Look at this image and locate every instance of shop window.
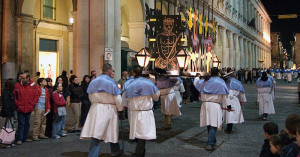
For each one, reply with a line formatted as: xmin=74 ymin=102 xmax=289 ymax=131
xmin=43 ymin=0 xmax=56 ymax=19
xmin=40 ymin=39 xmax=57 ymax=52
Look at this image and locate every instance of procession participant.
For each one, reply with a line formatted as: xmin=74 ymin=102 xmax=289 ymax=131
xmin=194 ymin=67 xmax=229 ymax=151
xmin=173 ymin=77 xmax=185 ymax=107
xmin=267 ymin=70 xmax=276 ymax=101
xmin=294 ymin=68 xmax=299 ymax=79
xmin=275 ymin=69 xmax=281 ymax=80
xmin=80 ymin=63 xmax=123 ymax=157
xmin=122 ymin=66 xmax=160 ymax=157
xmin=270 ymin=69 xmax=275 ymax=77
xmin=287 ymin=69 xmax=292 ymax=83
xmin=155 ymin=69 xmax=180 ymax=130
xmin=256 ymin=72 xmax=275 ymax=121
xmin=223 ymin=72 xmax=247 ymax=134
xmin=283 ymin=69 xmax=288 ymax=82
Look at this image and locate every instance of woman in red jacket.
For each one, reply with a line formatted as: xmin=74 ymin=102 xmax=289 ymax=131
xmin=52 ymin=83 xmax=67 ymax=139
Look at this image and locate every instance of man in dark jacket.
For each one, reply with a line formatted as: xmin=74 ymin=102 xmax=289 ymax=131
xmin=14 ymin=73 xmax=39 ymax=145
xmin=68 ymin=75 xmax=83 ymax=133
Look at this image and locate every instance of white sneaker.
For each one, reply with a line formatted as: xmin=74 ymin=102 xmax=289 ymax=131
xmin=54 ymin=135 xmax=61 ymax=139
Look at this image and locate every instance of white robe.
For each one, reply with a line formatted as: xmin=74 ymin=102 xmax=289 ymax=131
xmin=160 ymin=88 xmax=181 ymax=116
xmin=276 ymin=73 xmax=281 ymax=79
xmin=294 ymin=72 xmax=299 ymax=79
xmin=287 ymin=73 xmax=292 ymax=82
xmin=200 ymin=94 xmax=229 ymax=129
xmin=80 ymin=92 xmax=123 ymax=143
xmin=122 ymin=91 xmax=160 ymax=140
xmin=257 ymin=87 xmax=275 ymax=115
xmin=223 ymin=89 xmax=247 ymax=124
xmin=173 ymin=81 xmax=185 ymax=107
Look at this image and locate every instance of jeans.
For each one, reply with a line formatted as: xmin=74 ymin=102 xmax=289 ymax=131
xmin=52 ymin=113 xmax=65 ymax=137
xmin=88 ymin=138 xmax=120 ymax=157
xmin=135 ymin=139 xmax=146 ymax=157
xmin=207 ymin=126 xmax=217 ymax=146
xmin=17 ymin=112 xmax=31 ymax=141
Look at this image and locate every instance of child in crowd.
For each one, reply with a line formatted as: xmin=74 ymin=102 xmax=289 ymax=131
xmin=32 ymin=78 xmax=51 ymax=141
xmin=260 ymin=122 xmax=279 ymax=157
xmin=281 ymin=114 xmax=300 ymax=157
xmin=296 ymin=126 xmax=300 ymax=157
xmin=52 ymin=83 xmax=67 ymax=139
xmin=269 ymin=135 xmax=283 ymax=157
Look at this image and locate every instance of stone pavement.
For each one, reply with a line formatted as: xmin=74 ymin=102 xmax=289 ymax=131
xmin=0 ymin=79 xmax=299 ymax=157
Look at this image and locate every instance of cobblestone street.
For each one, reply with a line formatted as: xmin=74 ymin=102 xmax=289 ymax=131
xmin=0 ymin=79 xmax=299 ymax=157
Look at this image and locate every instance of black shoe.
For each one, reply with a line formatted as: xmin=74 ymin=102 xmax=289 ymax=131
xmin=205 ymin=145 xmax=213 ymax=151
xmin=68 ymin=130 xmax=77 ymax=133
xmin=224 ymin=130 xmax=232 ymax=134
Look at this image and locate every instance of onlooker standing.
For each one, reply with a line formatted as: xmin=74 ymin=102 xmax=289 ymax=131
xmin=52 ymin=83 xmax=67 ymax=139
xmin=281 ymin=114 xmax=300 ymax=157
xmin=80 ymin=75 xmax=91 ymax=126
xmin=32 ymin=72 xmax=41 ymax=83
xmin=259 ymin=122 xmax=279 ymax=157
xmin=45 ymin=78 xmax=54 ymax=137
xmin=90 ymin=70 xmax=97 ymax=77
xmin=60 ymin=70 xmax=69 ymax=92
xmin=68 ymin=75 xmax=83 ymax=133
xmin=14 ymin=73 xmax=39 ymax=145
xmin=118 ymin=71 xmax=128 ymax=89
xmin=32 ymin=78 xmax=51 ymax=141
xmin=0 ymin=79 xmax=16 ymax=122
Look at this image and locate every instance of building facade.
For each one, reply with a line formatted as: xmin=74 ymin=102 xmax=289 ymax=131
xmin=0 ymin=0 xmax=271 ymax=87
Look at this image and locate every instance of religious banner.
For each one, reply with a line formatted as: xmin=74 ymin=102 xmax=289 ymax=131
xmin=155 ymin=15 xmax=182 ymax=72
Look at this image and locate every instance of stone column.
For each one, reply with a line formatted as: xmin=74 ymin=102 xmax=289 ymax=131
xmin=2 ymin=0 xmax=17 ymax=79
xmin=244 ymin=40 xmax=248 ymax=68
xmin=128 ymin=22 xmax=145 ymax=52
xmin=20 ymin=15 xmax=34 ymax=73
xmin=249 ymin=42 xmax=252 ymax=69
xmin=113 ymin=0 xmax=121 ymax=80
xmin=89 ymin=0 xmax=106 ymax=78
xmin=228 ymin=31 xmax=234 ymax=68
xmin=220 ymin=27 xmax=227 ymax=68
xmin=239 ymin=37 xmax=244 ymax=68
xmin=214 ymin=25 xmax=219 ymax=58
xmin=234 ymin=34 xmax=240 ymax=70
xmin=75 ymin=0 xmax=89 ymax=79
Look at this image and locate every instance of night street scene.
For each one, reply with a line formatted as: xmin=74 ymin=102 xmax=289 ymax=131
xmin=0 ymin=0 xmax=300 ymax=157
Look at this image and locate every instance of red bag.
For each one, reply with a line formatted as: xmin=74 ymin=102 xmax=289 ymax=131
xmin=0 ymin=118 xmax=16 ymax=145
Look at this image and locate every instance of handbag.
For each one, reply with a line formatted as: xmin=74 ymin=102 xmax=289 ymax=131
xmin=0 ymin=117 xmax=16 ymax=145
xmin=57 ymin=107 xmax=66 ymax=116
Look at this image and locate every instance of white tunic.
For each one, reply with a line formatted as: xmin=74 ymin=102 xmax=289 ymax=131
xmin=122 ymin=91 xmax=160 ymax=140
xmin=173 ymin=81 xmax=185 ymax=107
xmin=160 ymin=88 xmax=181 ymax=116
xmin=257 ymin=87 xmax=275 ymax=115
xmin=276 ymin=73 xmax=281 ymax=79
xmin=223 ymin=89 xmax=247 ymax=124
xmin=200 ymin=94 xmax=229 ymax=129
xmin=287 ymin=73 xmax=292 ymax=82
xmin=80 ymin=92 xmax=123 ymax=143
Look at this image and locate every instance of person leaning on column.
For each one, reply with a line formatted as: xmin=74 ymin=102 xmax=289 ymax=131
xmin=122 ymin=66 xmax=160 ymax=157
xmin=194 ymin=67 xmax=230 ymax=151
xmin=80 ymin=63 xmax=123 ymax=157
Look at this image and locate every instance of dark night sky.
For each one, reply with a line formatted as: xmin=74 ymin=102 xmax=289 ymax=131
xmin=261 ymin=0 xmax=300 ymax=54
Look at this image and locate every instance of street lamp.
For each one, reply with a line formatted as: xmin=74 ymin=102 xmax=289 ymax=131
xmin=136 ymin=48 xmax=151 ymax=68
xmin=213 ymin=56 xmax=221 ymax=68
xmin=176 ymin=49 xmax=191 ymax=69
